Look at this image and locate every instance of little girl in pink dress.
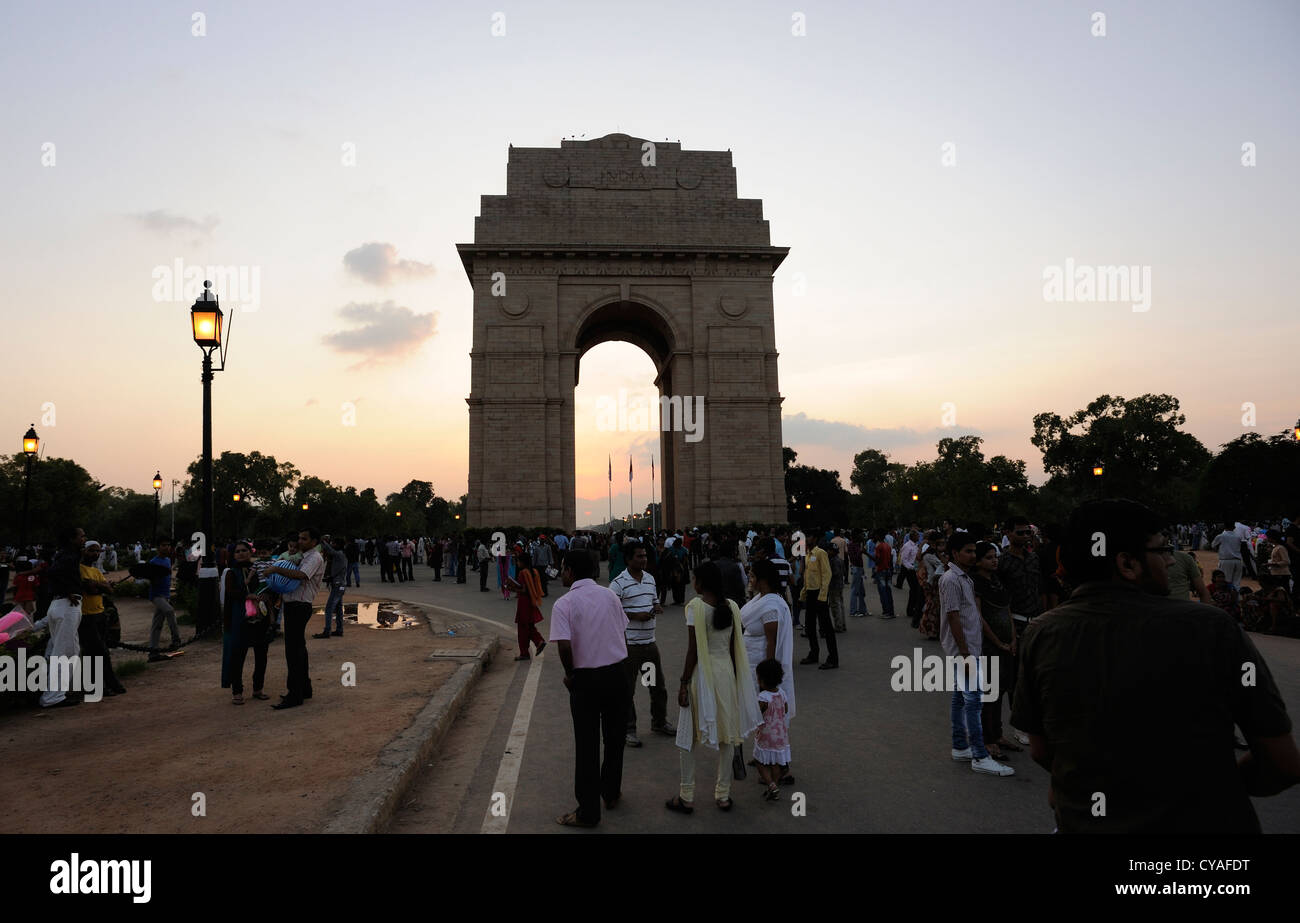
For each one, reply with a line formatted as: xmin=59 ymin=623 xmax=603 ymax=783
xmin=753 ymin=659 xmax=791 ymax=801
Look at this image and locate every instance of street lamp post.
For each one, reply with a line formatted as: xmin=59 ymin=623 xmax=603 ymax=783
xmin=232 ymin=492 xmax=242 ymax=540
xmin=191 ymin=280 xmax=229 ymax=634
xmin=19 ymin=425 xmax=39 ymax=550
xmin=152 ymin=471 xmax=163 ymax=546
xmin=170 ymin=479 xmax=179 ymax=540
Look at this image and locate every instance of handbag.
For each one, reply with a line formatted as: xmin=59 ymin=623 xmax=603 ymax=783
xmin=545 ymin=566 xmax=559 ymax=580
xmin=732 ymin=741 xmax=747 ymax=780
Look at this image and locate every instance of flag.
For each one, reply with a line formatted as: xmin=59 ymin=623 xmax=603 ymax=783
xmin=629 ymin=455 xmax=633 ymax=482
xmin=608 ymin=455 xmax=612 ymax=482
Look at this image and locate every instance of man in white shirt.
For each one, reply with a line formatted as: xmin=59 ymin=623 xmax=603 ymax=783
xmin=610 ymin=542 xmax=675 ymax=747
xmin=267 ymin=528 xmax=325 ymax=709
xmin=900 ymin=530 xmax=924 ymax=627
xmin=939 ymin=532 xmax=1013 ymax=777
xmin=1212 ymin=524 xmax=1245 ymax=588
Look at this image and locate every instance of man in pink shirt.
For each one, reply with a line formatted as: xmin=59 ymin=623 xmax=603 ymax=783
xmin=551 ymin=549 xmax=631 ymax=827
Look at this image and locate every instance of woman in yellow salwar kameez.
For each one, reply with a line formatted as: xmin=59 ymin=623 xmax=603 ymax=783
xmin=666 ymin=561 xmax=763 ymax=813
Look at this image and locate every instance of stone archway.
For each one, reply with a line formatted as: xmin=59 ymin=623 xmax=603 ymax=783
xmin=460 ymin=133 xmax=789 ymax=530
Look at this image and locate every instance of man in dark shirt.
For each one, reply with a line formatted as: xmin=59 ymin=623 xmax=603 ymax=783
xmin=1013 ymin=499 xmax=1300 ymax=833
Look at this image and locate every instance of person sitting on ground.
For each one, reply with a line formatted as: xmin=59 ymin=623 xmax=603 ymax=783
xmin=1207 ymin=569 xmax=1241 ymax=622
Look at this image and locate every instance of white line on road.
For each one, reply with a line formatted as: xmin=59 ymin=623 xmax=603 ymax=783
xmin=481 ymin=650 xmax=546 ymax=834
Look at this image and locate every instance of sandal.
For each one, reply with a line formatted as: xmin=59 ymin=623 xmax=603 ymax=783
xmin=555 ymin=811 xmax=598 ymax=828
xmin=665 ymin=796 xmax=694 ymax=814
xmin=232 ymin=694 xmax=244 ymax=705
xmin=997 ymin=737 xmax=1023 ymax=752
xmin=764 ymin=785 xmax=781 ymax=801
xmin=716 ymin=797 xmax=733 ymax=811
xmin=987 ymin=746 xmax=1005 ymax=760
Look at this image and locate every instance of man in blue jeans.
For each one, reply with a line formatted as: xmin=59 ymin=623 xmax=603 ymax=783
xmin=939 ymin=532 xmax=1013 ymax=776
xmin=314 ymin=536 xmax=348 ymax=639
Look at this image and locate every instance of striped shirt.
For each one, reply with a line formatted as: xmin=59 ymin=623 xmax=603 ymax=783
xmin=610 ymin=568 xmax=659 ymax=644
xmin=769 ymin=555 xmax=792 ymax=593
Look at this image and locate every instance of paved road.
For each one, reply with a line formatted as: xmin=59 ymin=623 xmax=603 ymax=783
xmin=353 ymin=562 xmax=1300 ymax=834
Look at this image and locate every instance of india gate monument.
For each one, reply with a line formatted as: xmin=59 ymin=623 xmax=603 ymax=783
xmin=460 ymin=133 xmax=788 ymax=530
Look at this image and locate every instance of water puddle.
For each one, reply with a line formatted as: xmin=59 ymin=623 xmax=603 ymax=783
xmin=312 ymin=601 xmax=422 ymax=630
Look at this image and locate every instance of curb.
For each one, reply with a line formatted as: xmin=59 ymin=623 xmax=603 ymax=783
xmin=323 ymin=623 xmax=498 ymax=834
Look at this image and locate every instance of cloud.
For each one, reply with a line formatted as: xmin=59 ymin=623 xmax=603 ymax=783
xmin=781 ymin=412 xmax=982 ymax=454
xmin=129 ymin=210 xmax=219 ymax=242
xmin=321 ymin=301 xmax=437 ymax=366
xmin=304 ymin=398 xmax=319 ymax=407
xmin=343 ymin=242 xmax=435 ymax=286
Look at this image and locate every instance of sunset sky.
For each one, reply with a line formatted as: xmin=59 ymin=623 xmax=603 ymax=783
xmin=3 ymin=0 xmax=1297 ymax=526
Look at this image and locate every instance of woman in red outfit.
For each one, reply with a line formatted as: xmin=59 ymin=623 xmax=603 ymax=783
xmin=504 ymin=544 xmax=546 ymax=661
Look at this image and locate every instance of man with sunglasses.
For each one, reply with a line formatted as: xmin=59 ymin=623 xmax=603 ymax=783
xmin=1013 ymin=499 xmax=1300 ymax=833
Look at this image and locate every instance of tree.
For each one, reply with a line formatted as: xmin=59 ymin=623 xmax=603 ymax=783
xmin=1198 ymin=431 xmax=1300 ymax=521
xmin=1031 ymin=394 xmax=1210 ymax=519
xmin=0 ymin=454 xmax=104 ymax=545
xmin=785 ymin=464 xmax=849 ymax=527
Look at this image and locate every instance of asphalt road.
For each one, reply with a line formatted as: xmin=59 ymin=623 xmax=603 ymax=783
xmin=358 ymin=561 xmax=1300 ymax=834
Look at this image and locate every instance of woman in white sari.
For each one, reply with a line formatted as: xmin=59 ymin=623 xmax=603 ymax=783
xmin=666 ymin=561 xmax=763 ymax=814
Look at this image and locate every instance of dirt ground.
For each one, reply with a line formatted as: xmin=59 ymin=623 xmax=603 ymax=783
xmin=1 ymin=583 xmax=482 ymax=834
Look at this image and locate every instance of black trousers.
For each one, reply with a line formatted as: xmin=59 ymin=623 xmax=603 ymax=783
xmin=282 ymin=601 xmax=312 ymax=700
xmin=457 ymin=558 xmax=467 ymax=584
xmin=432 ymin=560 xmax=441 ymax=581
xmin=804 ymin=597 xmax=838 ymax=664
xmin=379 ymin=554 xmax=391 ymax=582
xmin=624 ymin=642 xmax=668 ymax=732
xmin=479 ymin=560 xmax=490 ymax=590
xmin=232 ymin=619 xmax=269 ymax=695
xmin=904 ymin=567 xmax=923 ymax=625
xmin=77 ymin=612 xmax=123 ymax=692
xmin=569 ymin=661 xmax=630 ymax=825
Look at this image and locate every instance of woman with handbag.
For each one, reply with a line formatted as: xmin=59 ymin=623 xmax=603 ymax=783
xmin=221 ymin=542 xmax=272 ymax=704
xmin=504 ymin=544 xmax=547 ymax=661
xmin=666 ymin=562 xmax=763 ymax=814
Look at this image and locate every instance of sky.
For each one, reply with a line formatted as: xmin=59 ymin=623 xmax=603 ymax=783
xmin=3 ymin=0 xmax=1297 ymax=527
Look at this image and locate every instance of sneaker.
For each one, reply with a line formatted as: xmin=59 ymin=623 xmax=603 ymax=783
xmin=652 ymin=721 xmax=676 ymax=735
xmin=971 ymin=756 xmax=1015 ymax=776
xmin=880 ymin=614 xmax=896 ymax=620
xmin=624 ymin=734 xmax=643 ymax=748
xmin=951 ymin=747 xmax=973 ymax=761
xmin=1014 ymin=730 xmax=1030 ymax=746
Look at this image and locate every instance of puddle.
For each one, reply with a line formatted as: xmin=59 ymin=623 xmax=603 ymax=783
xmin=312 ymin=601 xmax=422 ymax=630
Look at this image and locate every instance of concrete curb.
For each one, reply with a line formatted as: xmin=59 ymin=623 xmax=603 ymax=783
xmin=323 ymin=617 xmax=498 ymax=834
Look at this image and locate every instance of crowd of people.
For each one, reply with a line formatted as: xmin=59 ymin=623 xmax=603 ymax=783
xmin=6 ymin=504 xmax=1300 ymax=833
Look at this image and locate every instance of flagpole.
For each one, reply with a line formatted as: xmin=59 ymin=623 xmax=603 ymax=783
xmin=608 ymin=454 xmax=613 ymax=536
xmin=629 ymin=454 xmax=634 ymax=529
xmin=650 ymin=453 xmax=656 ymax=535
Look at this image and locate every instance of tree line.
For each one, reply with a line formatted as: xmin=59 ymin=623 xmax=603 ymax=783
xmin=0 ymin=449 xmax=466 ymax=546
xmin=785 ymin=393 xmax=1298 ymax=529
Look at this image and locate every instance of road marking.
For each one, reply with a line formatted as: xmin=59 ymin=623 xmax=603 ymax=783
xmin=481 ymin=651 xmax=545 ymax=834
xmin=419 ymin=603 xmax=516 ymax=635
